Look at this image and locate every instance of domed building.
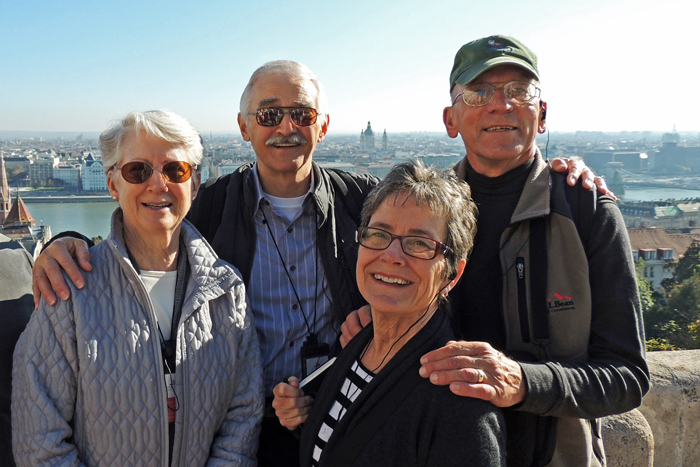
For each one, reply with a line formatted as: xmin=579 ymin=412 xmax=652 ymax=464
xmin=360 ymin=121 xmax=376 ymax=150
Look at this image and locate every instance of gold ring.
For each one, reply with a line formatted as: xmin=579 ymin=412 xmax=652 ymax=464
xmin=477 ymin=369 xmax=485 ymax=383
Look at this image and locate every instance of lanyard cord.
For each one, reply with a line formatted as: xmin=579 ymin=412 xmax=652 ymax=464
xmin=126 ymin=238 xmax=189 ymax=368
xmin=260 ymin=200 xmax=319 ymax=337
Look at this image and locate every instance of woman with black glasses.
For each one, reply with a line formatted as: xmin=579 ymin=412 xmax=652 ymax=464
xmin=274 ymin=160 xmax=505 ymax=466
xmin=12 ymin=110 xmax=263 ymax=466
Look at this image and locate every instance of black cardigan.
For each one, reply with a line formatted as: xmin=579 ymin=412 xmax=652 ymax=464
xmin=299 ymin=308 xmax=506 ymax=467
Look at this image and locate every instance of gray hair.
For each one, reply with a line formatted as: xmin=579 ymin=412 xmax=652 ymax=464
xmin=100 ymin=110 xmax=203 ymax=175
xmin=239 ymin=60 xmax=328 ymax=126
xmin=360 ymin=160 xmax=478 ymax=281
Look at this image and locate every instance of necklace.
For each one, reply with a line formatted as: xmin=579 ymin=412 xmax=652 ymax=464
xmin=340 ymin=295 xmax=440 ymax=417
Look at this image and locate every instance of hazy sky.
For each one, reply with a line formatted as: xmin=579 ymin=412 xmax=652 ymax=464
xmin=1 ymin=0 xmax=696 ymax=135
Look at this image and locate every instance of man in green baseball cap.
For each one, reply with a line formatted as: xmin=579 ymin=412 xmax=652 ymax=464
xmin=419 ymin=35 xmax=650 ymax=467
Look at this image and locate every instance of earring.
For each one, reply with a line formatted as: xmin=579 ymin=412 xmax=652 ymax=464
xmin=112 ymin=196 xmax=117 ymax=201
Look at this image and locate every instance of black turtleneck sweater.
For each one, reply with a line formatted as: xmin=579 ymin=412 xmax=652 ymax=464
xmin=451 ymin=157 xmax=534 ymax=349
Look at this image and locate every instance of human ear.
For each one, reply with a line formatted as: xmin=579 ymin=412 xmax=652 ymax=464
xmin=538 ymin=101 xmax=547 ymax=134
xmin=443 ymin=106 xmax=460 ymax=139
xmin=238 ymin=113 xmax=251 ymax=142
xmin=317 ymin=114 xmax=330 ymax=142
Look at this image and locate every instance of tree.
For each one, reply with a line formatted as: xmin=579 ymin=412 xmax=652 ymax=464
xmin=662 ymin=242 xmax=700 ymax=291
xmin=634 ymin=259 xmax=670 ymax=350
xmin=654 ymin=275 xmax=700 ymax=349
xmin=635 ymin=259 xmax=660 ymax=316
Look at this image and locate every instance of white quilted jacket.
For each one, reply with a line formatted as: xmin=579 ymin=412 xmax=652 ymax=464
xmin=12 ymin=210 xmax=263 ymax=466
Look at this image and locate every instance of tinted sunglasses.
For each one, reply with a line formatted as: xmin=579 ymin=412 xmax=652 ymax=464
xmin=113 ymin=161 xmax=194 ymax=184
xmin=250 ymin=107 xmax=319 ymax=127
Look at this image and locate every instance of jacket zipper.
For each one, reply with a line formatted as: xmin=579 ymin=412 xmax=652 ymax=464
xmin=114 ymin=242 xmax=171 ymax=467
xmin=516 ymin=257 xmax=531 ymax=343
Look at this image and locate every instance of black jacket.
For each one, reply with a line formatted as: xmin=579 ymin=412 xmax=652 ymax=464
xmin=188 ymin=161 xmax=378 ymax=326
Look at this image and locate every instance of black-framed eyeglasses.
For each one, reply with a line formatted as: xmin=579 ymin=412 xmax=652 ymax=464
xmin=452 ymin=81 xmax=540 ymax=107
xmin=249 ymin=107 xmax=319 ymax=127
xmin=356 ymin=227 xmax=450 ymax=260
xmin=112 ymin=161 xmax=195 ymax=184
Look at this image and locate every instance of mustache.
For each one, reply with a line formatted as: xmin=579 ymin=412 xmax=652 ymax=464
xmin=265 ymin=133 xmax=307 ymax=146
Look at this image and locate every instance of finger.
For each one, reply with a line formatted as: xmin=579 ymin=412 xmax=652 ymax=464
xmin=420 ymin=340 xmax=485 ymax=366
xmin=274 ymin=394 xmax=314 ymax=411
xmin=278 ymin=410 xmax=311 ymax=431
xmin=578 ymin=168 xmax=594 ymax=189
xmin=423 ymin=367 xmax=483 ymax=386
xmin=286 ymin=376 xmax=300 ymax=388
xmin=32 ymin=270 xmax=57 ymax=308
xmin=448 ymin=381 xmax=497 ymax=402
xmin=32 ymin=277 xmax=41 ymax=310
xmin=34 ymin=257 xmax=69 ymax=303
xmin=548 ymin=158 xmax=568 ymax=172
xmin=272 ymin=381 xmax=303 ymax=398
xmin=358 ymin=304 xmax=373 ymax=327
xmin=74 ymin=241 xmax=93 ymax=272
xmin=340 ymin=309 xmax=364 ymax=348
xmin=593 ymin=176 xmax=613 ymax=198
xmin=566 ymin=160 xmax=584 ymax=186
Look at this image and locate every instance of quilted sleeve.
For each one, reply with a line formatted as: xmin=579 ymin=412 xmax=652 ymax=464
xmin=207 ymin=283 xmax=264 ymax=467
xmin=12 ymin=298 xmax=86 ymax=467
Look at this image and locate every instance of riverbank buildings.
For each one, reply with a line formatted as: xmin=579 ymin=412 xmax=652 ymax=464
xmin=0 ymin=155 xmax=51 ymax=257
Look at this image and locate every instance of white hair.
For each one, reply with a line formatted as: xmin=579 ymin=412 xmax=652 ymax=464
xmin=239 ymin=60 xmax=328 ymax=126
xmin=100 ymin=110 xmax=203 ymax=176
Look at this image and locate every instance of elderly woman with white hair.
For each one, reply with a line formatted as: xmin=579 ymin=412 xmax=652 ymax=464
xmin=12 ymin=110 xmax=263 ymax=466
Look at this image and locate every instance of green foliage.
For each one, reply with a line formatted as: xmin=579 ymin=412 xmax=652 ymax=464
xmin=91 ymin=236 xmax=103 ymax=244
xmin=662 ymin=242 xmax=700 ymax=291
xmin=647 ymin=275 xmax=700 ymax=350
xmin=635 ymin=259 xmax=660 ymax=316
xmin=645 ymin=338 xmax=677 ymax=351
xmin=689 ymin=319 xmax=700 ymax=348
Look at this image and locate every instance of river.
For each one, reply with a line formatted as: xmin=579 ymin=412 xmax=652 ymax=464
xmin=620 ymin=187 xmax=700 ymax=202
xmin=22 ymin=187 xmax=700 ymax=240
xmin=26 ymin=201 xmax=118 ymax=240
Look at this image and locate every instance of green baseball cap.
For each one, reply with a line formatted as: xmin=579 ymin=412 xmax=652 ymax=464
xmin=450 ymin=35 xmax=539 ymax=89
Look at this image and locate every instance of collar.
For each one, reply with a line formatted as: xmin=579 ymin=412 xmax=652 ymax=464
xmin=248 ymin=161 xmax=331 ymax=226
xmin=251 ymin=161 xmax=316 ymax=206
xmin=453 ymin=149 xmax=551 ymax=223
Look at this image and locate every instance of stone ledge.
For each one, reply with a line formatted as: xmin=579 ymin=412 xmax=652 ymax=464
xmin=603 ymin=350 xmax=700 ymax=466
xmin=638 ymin=349 xmax=700 ymax=467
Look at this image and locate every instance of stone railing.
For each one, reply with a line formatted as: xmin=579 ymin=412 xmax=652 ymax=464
xmin=603 ymin=350 xmax=700 ymax=466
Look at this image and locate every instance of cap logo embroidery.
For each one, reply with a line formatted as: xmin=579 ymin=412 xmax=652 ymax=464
xmin=487 ymin=39 xmax=511 ymax=53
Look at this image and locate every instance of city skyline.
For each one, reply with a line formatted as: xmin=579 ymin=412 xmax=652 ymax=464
xmin=1 ymin=0 xmax=695 ymax=135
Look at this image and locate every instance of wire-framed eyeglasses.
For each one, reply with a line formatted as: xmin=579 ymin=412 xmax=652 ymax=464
xmin=452 ymin=81 xmax=540 ymax=107
xmin=249 ymin=107 xmax=319 ymax=127
xmin=356 ymin=227 xmax=450 ymax=260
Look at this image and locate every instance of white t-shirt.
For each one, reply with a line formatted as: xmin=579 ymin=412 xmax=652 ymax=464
xmin=140 ymin=270 xmax=177 ymax=340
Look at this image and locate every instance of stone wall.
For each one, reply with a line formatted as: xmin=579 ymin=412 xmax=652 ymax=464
xmin=603 ymin=350 xmax=700 ymax=467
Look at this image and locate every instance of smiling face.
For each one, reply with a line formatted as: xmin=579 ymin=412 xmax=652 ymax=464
xmin=443 ymin=65 xmax=546 ymax=177
xmin=107 ymin=130 xmax=200 ymax=246
xmin=357 ymin=193 xmax=453 ymax=321
xmin=237 ymin=71 xmax=329 ymax=195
